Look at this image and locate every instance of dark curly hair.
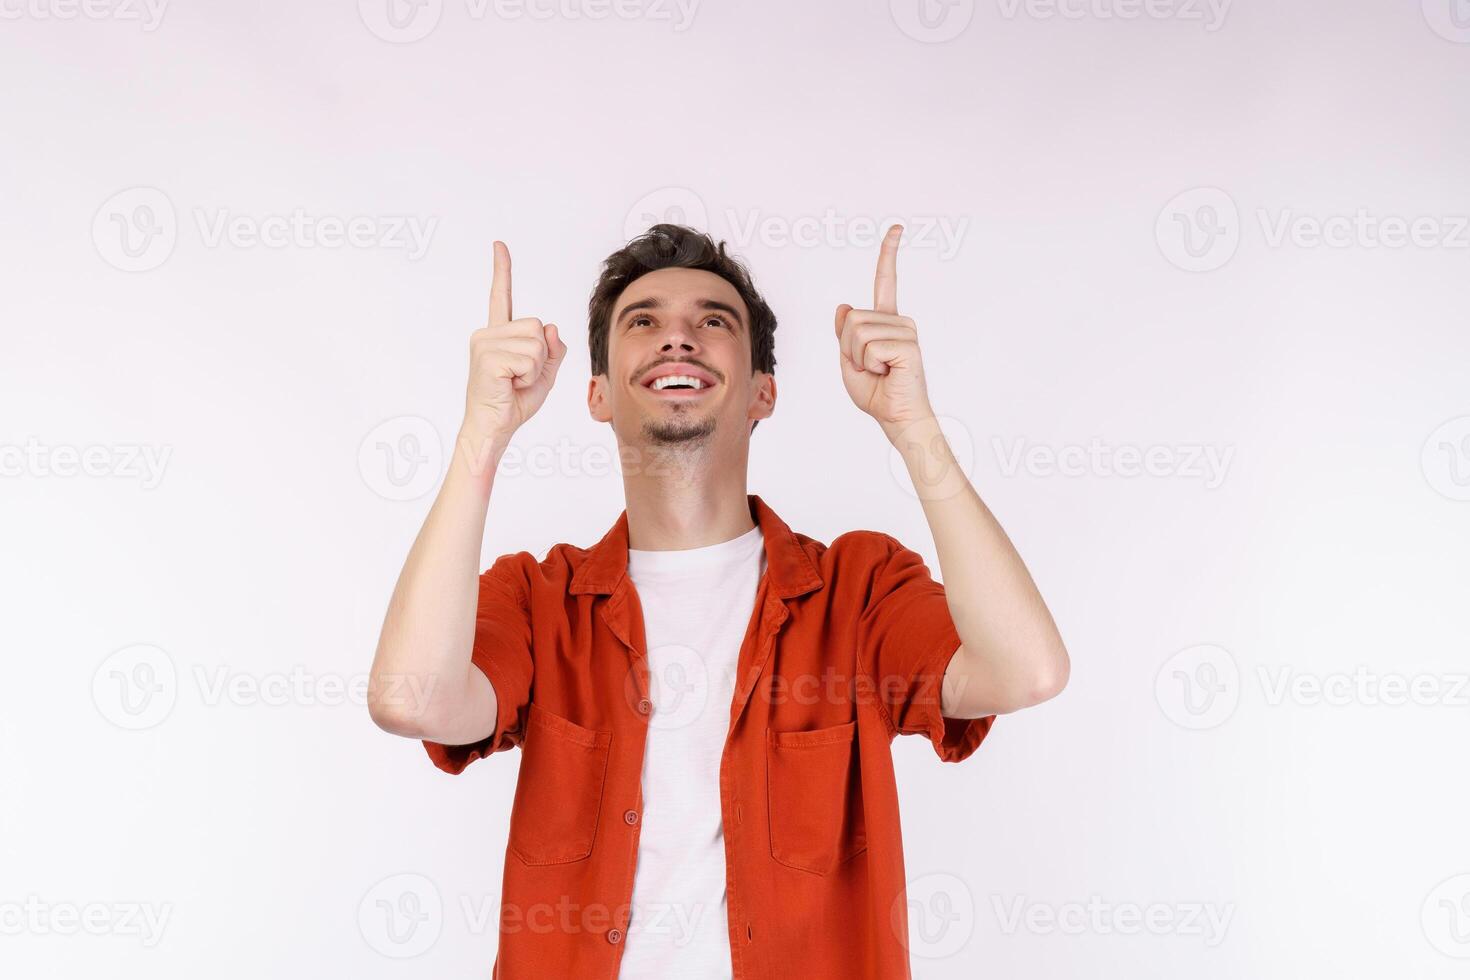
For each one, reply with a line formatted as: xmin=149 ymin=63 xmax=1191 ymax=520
xmin=587 ymin=224 xmax=778 ymax=382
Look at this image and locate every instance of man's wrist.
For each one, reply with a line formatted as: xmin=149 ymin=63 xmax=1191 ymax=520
xmin=885 ymin=414 xmax=969 ymax=501
xmin=880 ymin=409 xmax=938 ymax=446
xmin=453 ymin=419 xmax=513 ymax=481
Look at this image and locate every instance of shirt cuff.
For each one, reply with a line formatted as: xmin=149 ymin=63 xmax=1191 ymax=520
xmin=913 ymin=640 xmax=997 ymax=764
xmin=421 ymin=654 xmax=522 ymax=775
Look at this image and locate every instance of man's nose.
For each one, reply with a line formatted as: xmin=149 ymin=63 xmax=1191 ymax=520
xmin=657 ymin=321 xmax=699 ymax=353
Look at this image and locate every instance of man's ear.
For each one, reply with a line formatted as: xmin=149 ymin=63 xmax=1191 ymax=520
xmin=588 ymin=375 xmax=613 ymax=423
xmin=748 ymin=371 xmax=776 ymax=424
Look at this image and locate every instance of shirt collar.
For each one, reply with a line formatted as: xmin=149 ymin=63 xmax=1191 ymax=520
xmin=569 ymin=493 xmax=823 ymax=599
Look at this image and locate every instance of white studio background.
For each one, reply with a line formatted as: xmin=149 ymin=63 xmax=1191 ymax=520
xmin=2 ymin=1 xmax=1468 ymax=977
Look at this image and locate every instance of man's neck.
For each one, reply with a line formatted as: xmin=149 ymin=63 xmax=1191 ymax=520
xmin=620 ymin=440 xmax=755 ymax=552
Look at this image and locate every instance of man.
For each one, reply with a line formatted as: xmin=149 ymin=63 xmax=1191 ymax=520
xmin=367 ymin=223 xmax=1069 ymax=978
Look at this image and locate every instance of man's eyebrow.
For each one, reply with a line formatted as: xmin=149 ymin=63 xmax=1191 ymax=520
xmin=614 ymin=297 xmax=662 ymax=325
xmin=614 ymin=296 xmax=746 ymax=330
xmin=696 ymin=299 xmax=746 ymax=330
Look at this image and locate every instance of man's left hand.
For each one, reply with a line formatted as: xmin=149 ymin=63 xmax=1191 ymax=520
xmin=834 ymin=224 xmax=936 ymax=441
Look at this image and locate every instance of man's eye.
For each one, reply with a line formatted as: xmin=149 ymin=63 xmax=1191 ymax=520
xmin=703 ymin=316 xmax=729 ymax=329
xmin=631 ymin=316 xmax=653 ymax=328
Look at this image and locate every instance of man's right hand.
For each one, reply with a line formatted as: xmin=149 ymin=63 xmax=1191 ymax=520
xmin=465 ymin=240 xmax=568 ymax=443
xmin=370 ymin=240 xmax=558 ymax=743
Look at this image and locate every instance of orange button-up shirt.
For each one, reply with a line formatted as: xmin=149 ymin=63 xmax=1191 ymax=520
xmin=423 ymin=494 xmax=995 ymax=978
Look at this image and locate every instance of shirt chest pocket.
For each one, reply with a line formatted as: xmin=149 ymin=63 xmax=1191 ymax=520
xmin=508 ymin=703 xmax=613 ymax=867
xmin=766 ymin=720 xmax=868 ymax=875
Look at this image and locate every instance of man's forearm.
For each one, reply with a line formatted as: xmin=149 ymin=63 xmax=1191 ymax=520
xmin=367 ymin=425 xmax=506 ymax=740
xmin=368 ymin=241 xmax=566 ymax=743
xmin=887 ymin=415 xmax=1070 ymax=718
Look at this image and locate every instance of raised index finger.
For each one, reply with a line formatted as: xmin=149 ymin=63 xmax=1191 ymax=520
xmin=488 ymin=240 xmax=512 ymax=327
xmin=873 ymin=224 xmax=902 ymax=314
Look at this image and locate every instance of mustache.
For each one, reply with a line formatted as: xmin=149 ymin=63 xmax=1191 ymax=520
xmin=631 ymin=357 xmax=723 ymax=385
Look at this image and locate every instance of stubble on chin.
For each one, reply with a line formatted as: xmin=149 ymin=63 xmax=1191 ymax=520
xmin=640 ymin=409 xmax=717 ymax=447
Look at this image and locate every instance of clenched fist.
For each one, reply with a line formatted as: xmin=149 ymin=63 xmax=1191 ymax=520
xmin=464 ymin=240 xmax=567 ymax=444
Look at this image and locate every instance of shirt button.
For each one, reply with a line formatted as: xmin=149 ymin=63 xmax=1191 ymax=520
xmin=607 ymin=927 xmax=623 ymax=944
xmin=636 ymin=698 xmax=653 ymax=715
xmin=623 ymin=809 xmax=639 ymax=825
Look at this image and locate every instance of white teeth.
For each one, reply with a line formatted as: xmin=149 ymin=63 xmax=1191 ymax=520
xmin=651 ymin=375 xmax=705 ymax=391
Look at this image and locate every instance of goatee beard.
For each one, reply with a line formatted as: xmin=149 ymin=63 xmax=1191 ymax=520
xmin=641 ymin=412 xmax=717 ymax=446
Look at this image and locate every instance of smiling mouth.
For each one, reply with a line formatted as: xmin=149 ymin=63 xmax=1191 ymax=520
xmin=645 ymin=374 xmax=710 ymax=393
xmin=637 ymin=364 xmax=719 ymax=398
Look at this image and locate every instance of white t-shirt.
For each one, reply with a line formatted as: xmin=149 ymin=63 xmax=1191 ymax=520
xmin=618 ymin=523 xmax=766 ymax=979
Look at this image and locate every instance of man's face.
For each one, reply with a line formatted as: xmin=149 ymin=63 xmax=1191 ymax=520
xmin=588 ymin=267 xmax=775 ymax=448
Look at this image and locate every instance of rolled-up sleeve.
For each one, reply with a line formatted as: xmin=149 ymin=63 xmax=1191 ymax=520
xmin=858 ymin=536 xmax=995 ymax=763
xmin=422 ymin=553 xmax=535 ymax=775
